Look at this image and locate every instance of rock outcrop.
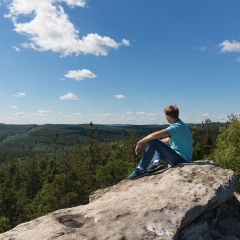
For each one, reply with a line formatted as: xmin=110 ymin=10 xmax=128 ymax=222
xmin=0 ymin=161 xmax=239 ymax=240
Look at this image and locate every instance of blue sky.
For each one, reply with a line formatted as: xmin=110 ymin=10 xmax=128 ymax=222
xmin=0 ymin=0 xmax=240 ymax=125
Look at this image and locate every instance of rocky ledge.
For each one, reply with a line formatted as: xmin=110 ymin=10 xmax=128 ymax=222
xmin=0 ymin=160 xmax=239 ymax=240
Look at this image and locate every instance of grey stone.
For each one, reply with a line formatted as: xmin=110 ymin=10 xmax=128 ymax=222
xmin=0 ymin=160 xmax=239 ymax=240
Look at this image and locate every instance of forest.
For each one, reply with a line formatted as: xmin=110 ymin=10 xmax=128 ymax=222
xmin=0 ymin=117 xmax=239 ymax=233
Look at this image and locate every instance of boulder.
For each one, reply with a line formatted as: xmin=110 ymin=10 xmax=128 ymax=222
xmin=178 ymin=192 xmax=240 ymax=240
xmin=0 ymin=160 xmax=239 ymax=240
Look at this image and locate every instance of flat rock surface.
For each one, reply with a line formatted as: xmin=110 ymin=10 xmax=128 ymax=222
xmin=0 ymin=161 xmax=238 ymax=240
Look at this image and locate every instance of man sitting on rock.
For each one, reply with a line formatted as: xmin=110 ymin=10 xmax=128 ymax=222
xmin=128 ymin=105 xmax=193 ymax=180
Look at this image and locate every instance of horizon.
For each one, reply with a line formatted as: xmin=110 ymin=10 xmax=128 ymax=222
xmin=0 ymin=0 xmax=240 ymax=125
xmin=0 ymin=120 xmax=227 ymax=127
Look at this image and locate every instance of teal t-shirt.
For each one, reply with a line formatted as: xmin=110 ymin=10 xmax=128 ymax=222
xmin=165 ymin=119 xmax=193 ymax=161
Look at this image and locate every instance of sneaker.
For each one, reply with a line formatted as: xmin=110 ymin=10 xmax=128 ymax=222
xmin=147 ymin=160 xmax=164 ymax=173
xmin=128 ymin=167 xmax=148 ymax=180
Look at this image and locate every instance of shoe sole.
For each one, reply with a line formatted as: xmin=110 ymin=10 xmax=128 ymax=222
xmin=147 ymin=165 xmax=164 ymax=173
xmin=128 ymin=172 xmax=149 ymax=180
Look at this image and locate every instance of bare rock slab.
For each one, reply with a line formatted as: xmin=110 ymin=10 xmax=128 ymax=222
xmin=0 ymin=161 xmax=238 ymax=240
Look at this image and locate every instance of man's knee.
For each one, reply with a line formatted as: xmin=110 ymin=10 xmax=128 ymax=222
xmin=148 ymin=139 xmax=159 ymax=146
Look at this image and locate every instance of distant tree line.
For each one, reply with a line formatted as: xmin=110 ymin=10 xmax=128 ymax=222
xmin=0 ymin=124 xmax=163 ymax=163
xmin=0 ymin=118 xmax=239 ymax=233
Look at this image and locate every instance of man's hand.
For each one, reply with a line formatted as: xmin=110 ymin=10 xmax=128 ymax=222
xmin=135 ymin=142 xmax=142 ymax=155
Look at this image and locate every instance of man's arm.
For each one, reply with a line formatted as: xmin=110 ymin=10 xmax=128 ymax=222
xmin=135 ymin=130 xmax=170 ymax=155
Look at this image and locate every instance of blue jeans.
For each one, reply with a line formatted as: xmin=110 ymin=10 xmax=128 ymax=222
xmin=138 ymin=139 xmax=188 ymax=170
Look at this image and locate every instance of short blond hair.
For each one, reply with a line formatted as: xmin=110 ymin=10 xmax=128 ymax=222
xmin=164 ymin=105 xmax=179 ymax=119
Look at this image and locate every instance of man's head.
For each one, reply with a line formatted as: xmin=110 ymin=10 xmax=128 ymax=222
xmin=164 ymin=105 xmax=179 ymax=122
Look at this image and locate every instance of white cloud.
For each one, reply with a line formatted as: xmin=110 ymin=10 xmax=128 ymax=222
xmin=12 ymin=46 xmax=20 ymax=51
xmin=198 ymin=45 xmax=207 ymax=51
xmin=101 ymin=113 xmax=112 ymax=117
xmin=9 ymin=106 xmax=18 ymax=109
xmin=56 ymin=0 xmax=86 ymax=7
xmin=65 ymin=69 xmax=97 ymax=81
xmin=13 ymin=111 xmax=25 ymax=115
xmin=59 ymin=92 xmax=78 ymax=100
xmin=235 ymin=113 xmax=240 ymax=119
xmin=124 ymin=111 xmax=132 ymax=115
xmin=136 ymin=112 xmax=145 ymax=115
xmin=219 ymin=40 xmax=240 ymax=53
xmin=4 ymin=0 xmax=129 ymax=56
xmin=216 ymin=114 xmax=228 ymax=121
xmin=38 ymin=110 xmax=51 ymax=114
xmin=148 ymin=118 xmax=156 ymax=121
xmin=147 ymin=113 xmax=159 ymax=117
xmin=121 ymin=39 xmax=130 ymax=46
xmin=114 ymin=94 xmax=125 ymax=99
xmin=199 ymin=113 xmax=209 ymax=117
xmin=13 ymin=92 xmax=26 ymax=97
xmin=36 ymin=110 xmax=52 ymax=117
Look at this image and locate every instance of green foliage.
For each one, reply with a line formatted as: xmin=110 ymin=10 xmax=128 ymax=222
xmin=207 ymin=117 xmax=240 ymax=193
xmin=190 ymin=119 xmax=222 ymax=161
xmin=0 ymin=217 xmax=11 ymax=233
xmin=0 ymin=123 xmax=161 ymax=163
xmin=96 ymin=158 xmax=135 ymax=188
